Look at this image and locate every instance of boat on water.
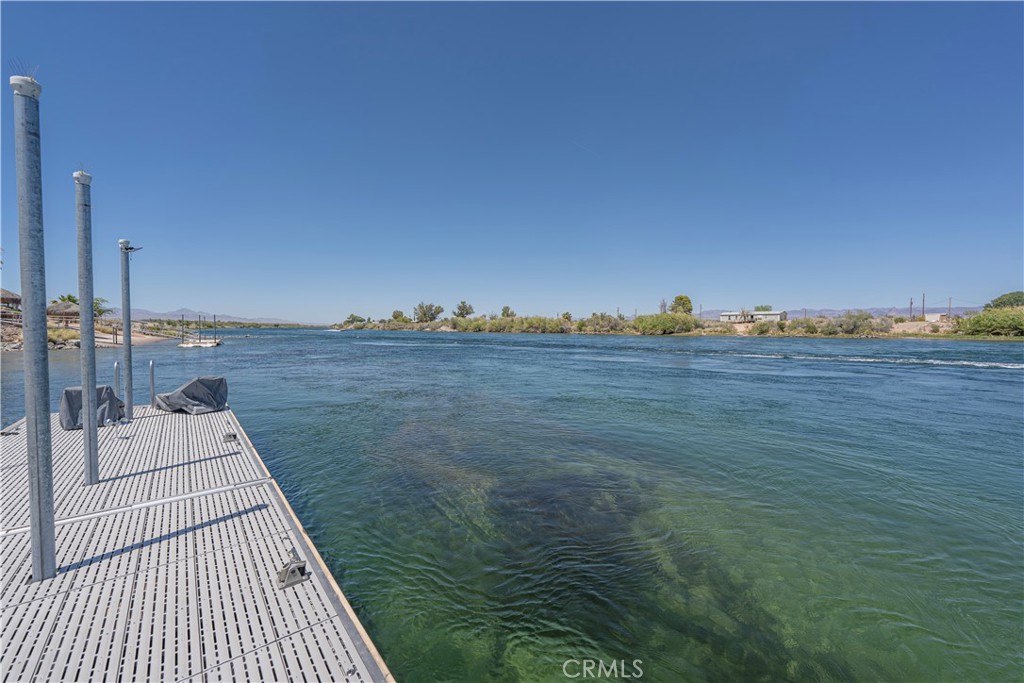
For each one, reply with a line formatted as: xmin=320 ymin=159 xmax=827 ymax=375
xmin=177 ymin=314 xmax=222 ymax=348
xmin=178 ymin=339 xmax=222 ymax=348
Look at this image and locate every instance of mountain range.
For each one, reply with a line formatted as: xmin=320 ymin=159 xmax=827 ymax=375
xmin=110 ymin=307 xmax=310 ymax=325
xmin=698 ymin=306 xmax=979 ymax=320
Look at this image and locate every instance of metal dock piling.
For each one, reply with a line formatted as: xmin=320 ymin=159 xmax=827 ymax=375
xmin=0 ymin=406 xmax=394 ymax=682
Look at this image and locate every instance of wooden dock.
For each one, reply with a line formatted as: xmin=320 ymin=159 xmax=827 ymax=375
xmin=0 ymin=406 xmax=393 ymax=682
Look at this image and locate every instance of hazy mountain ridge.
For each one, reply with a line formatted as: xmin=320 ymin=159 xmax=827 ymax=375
xmin=110 ymin=307 xmax=311 ymax=325
xmin=699 ymin=307 xmax=979 ymax=319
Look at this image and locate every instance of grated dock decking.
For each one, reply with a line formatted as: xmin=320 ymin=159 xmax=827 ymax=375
xmin=0 ymin=406 xmax=393 ymax=682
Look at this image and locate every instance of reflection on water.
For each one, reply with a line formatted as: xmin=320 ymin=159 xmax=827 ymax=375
xmin=3 ymin=331 xmax=1022 ymax=681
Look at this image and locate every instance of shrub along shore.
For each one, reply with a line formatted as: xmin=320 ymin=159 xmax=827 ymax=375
xmin=333 ymin=307 xmax=1024 ymax=338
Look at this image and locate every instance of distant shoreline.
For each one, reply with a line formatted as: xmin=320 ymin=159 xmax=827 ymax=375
xmin=330 ymin=327 xmax=1024 ymax=343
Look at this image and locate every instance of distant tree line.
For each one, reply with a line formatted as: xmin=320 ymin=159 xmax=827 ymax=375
xmin=334 ymin=291 xmax=1024 ymax=338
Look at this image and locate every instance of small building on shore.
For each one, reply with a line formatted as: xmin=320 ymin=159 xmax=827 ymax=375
xmin=46 ymin=300 xmax=80 ymax=327
xmin=1 ymin=288 xmax=21 ymax=311
xmin=719 ymin=310 xmax=788 ymax=323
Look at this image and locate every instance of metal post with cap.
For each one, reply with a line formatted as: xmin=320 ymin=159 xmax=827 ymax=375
xmin=119 ymin=239 xmax=142 ymax=421
xmin=75 ymin=171 xmax=100 ymax=485
xmin=11 ymin=74 xmax=56 ymax=581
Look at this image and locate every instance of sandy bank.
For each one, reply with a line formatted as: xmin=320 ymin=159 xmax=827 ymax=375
xmin=0 ymin=323 xmax=176 ymax=351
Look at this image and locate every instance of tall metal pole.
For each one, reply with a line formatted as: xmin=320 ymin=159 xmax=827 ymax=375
xmin=75 ymin=171 xmax=99 ymax=485
xmin=11 ymin=75 xmax=56 ymax=581
xmin=119 ymin=239 xmax=141 ymax=421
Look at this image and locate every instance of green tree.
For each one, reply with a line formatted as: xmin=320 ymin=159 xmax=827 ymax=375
xmin=413 ymin=302 xmax=444 ymax=323
xmin=51 ymin=293 xmax=79 ymax=305
xmin=957 ymin=308 xmax=1024 ymax=336
xmin=754 ymin=305 xmax=772 ymax=311
xmin=392 ymin=310 xmax=409 ymax=322
xmin=344 ymin=314 xmax=366 ymax=325
xmin=93 ymin=297 xmax=113 ymax=318
xmin=453 ymin=301 xmax=475 ymax=318
xmin=561 ymin=311 xmax=573 ymax=321
xmin=634 ymin=313 xmax=698 ymax=335
xmin=501 ymin=305 xmax=516 ymax=318
xmin=669 ymin=295 xmax=692 ymax=315
xmin=984 ymin=291 xmax=1024 ymax=310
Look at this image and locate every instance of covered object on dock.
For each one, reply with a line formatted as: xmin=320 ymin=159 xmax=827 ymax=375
xmin=58 ymin=385 xmax=124 ymax=430
xmin=154 ymin=376 xmax=228 ymax=414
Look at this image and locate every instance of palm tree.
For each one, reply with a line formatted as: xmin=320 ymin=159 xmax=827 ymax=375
xmin=51 ymin=293 xmax=79 ymax=305
xmin=93 ymin=297 xmax=113 ymax=318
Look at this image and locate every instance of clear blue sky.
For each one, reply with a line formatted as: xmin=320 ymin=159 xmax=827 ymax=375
xmin=2 ymin=2 xmax=1021 ymax=323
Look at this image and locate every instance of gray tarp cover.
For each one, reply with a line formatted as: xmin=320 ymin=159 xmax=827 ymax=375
xmin=59 ymin=385 xmax=125 ymax=430
xmin=154 ymin=376 xmax=228 ymax=415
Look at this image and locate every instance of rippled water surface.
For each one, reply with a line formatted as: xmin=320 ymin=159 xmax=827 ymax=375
xmin=3 ymin=331 xmax=1022 ymax=681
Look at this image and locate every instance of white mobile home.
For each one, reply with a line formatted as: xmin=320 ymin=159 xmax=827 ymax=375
xmin=752 ymin=310 xmax=787 ymax=322
xmin=719 ymin=310 xmax=788 ymax=323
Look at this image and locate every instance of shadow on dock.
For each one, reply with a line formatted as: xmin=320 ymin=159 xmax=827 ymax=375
xmin=58 ymin=503 xmax=267 ymax=573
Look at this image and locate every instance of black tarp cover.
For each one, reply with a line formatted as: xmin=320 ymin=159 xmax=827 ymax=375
xmin=59 ymin=385 xmax=125 ymax=430
xmin=154 ymin=376 xmax=228 ymax=415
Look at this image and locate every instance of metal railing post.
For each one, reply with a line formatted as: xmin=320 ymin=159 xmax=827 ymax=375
xmin=114 ymin=361 xmax=121 ymax=401
xmin=119 ymin=240 xmax=133 ymax=420
xmin=11 ymin=74 xmax=56 ymax=581
xmin=149 ymin=360 xmax=156 ymax=408
xmin=75 ymin=171 xmax=99 ymax=486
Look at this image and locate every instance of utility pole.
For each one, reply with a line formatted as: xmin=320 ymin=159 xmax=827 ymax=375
xmin=947 ymin=297 xmax=952 ymax=321
xmin=11 ymin=74 xmax=56 ymax=581
xmin=75 ymin=171 xmax=99 ymax=485
xmin=909 ymin=297 xmax=913 ymax=320
xmin=922 ymin=293 xmax=925 ymax=320
xmin=119 ymin=239 xmax=142 ymax=421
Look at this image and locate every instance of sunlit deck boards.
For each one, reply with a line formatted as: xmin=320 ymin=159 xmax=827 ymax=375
xmin=0 ymin=406 xmax=392 ymax=682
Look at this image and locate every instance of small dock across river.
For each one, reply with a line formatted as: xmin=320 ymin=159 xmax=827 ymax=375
xmin=1 ymin=406 xmax=393 ymax=682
